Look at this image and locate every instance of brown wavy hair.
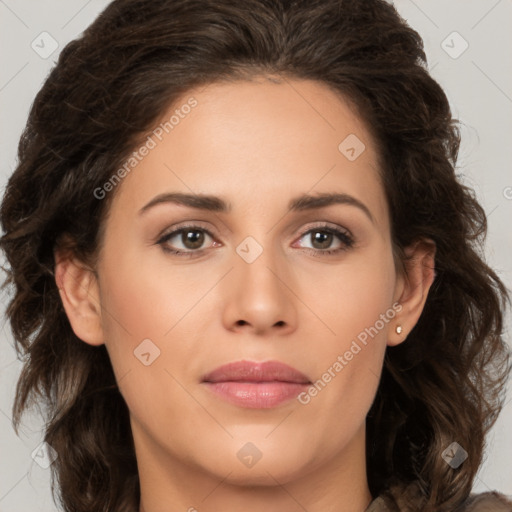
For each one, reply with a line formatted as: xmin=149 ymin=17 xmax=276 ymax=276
xmin=1 ymin=0 xmax=510 ymax=511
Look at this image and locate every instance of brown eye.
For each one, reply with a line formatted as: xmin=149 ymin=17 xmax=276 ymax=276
xmin=157 ymin=226 xmax=217 ymax=255
xmin=296 ymin=226 xmax=354 ymax=255
xmin=181 ymin=229 xmax=205 ymax=250
xmin=310 ymin=230 xmax=334 ymax=250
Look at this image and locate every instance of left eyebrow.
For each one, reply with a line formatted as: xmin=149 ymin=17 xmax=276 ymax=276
xmin=288 ymin=192 xmax=375 ymax=225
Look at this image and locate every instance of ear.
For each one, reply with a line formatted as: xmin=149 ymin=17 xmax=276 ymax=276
xmin=388 ymin=238 xmax=436 ymax=347
xmin=54 ymin=249 xmax=105 ymax=346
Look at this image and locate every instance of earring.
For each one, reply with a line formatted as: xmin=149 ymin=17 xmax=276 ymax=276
xmin=395 ymin=325 xmax=403 ymax=335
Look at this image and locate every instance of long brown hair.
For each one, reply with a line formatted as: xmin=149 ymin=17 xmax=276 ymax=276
xmin=1 ymin=1 xmax=510 ymax=511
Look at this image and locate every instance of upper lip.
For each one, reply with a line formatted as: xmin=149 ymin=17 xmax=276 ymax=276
xmin=202 ymin=360 xmax=311 ymax=384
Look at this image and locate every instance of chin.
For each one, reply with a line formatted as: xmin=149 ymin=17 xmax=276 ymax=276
xmin=200 ymin=448 xmax=312 ymax=487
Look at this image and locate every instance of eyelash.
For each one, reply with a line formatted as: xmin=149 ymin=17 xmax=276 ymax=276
xmin=156 ymin=223 xmax=355 ymax=258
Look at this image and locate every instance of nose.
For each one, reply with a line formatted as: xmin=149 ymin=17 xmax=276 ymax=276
xmin=221 ymin=244 xmax=298 ymax=336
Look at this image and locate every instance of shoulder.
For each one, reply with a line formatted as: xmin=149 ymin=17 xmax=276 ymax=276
xmin=365 ymin=488 xmax=512 ymax=512
xmin=458 ymin=491 xmax=512 ymax=511
xmin=365 ymin=496 xmax=389 ymax=512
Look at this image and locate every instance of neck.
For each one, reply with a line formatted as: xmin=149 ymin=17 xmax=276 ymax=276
xmin=135 ymin=421 xmax=373 ymax=512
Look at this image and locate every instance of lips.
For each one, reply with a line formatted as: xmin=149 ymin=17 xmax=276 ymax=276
xmin=202 ymin=360 xmax=311 ymax=384
xmin=201 ymin=360 xmax=311 ymax=409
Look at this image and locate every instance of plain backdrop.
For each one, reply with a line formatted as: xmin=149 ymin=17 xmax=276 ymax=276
xmin=1 ymin=1 xmax=511 ymax=510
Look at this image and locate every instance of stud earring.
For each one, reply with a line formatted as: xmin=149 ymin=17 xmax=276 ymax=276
xmin=395 ymin=325 xmax=403 ymax=335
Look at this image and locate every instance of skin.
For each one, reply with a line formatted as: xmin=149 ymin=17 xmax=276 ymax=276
xmin=55 ymin=76 xmax=435 ymax=512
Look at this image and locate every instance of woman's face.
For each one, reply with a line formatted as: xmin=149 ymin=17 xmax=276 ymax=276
xmin=63 ymin=76 xmax=418 ymax=492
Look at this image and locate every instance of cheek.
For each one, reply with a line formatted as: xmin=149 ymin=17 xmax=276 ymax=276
xmin=96 ymin=250 xmax=173 ymax=385
xmin=97 ymin=251 xmax=206 ymax=431
xmin=98 ymin=229 xmax=395 ymax=370
xmin=311 ymin=246 xmax=396 ymax=339
xmin=97 ymin=246 xmax=224 ymax=410
xmin=98 ymin=246 xmax=209 ymax=342
xmin=301 ymin=246 xmax=396 ymax=414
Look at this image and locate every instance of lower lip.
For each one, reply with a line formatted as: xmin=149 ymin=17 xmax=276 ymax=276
xmin=203 ymin=381 xmax=309 ymax=408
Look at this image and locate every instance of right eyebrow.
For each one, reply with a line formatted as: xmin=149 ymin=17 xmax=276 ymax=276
xmin=139 ymin=192 xmax=232 ymax=216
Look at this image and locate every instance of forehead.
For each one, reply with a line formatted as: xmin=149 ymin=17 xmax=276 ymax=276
xmin=106 ymin=77 xmax=388 ymax=231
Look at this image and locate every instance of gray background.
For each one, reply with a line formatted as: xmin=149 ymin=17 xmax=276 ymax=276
xmin=1 ymin=1 xmax=511 ymax=510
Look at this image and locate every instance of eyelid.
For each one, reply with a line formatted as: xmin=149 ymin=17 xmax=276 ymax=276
xmin=295 ymin=221 xmax=353 ymax=240
xmin=157 ymin=221 xmax=218 ymax=240
xmin=292 ymin=222 xmax=355 ymax=253
xmin=156 ymin=220 xmax=355 ymax=257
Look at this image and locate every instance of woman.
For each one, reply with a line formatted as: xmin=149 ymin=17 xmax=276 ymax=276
xmin=1 ymin=0 xmax=510 ymax=511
